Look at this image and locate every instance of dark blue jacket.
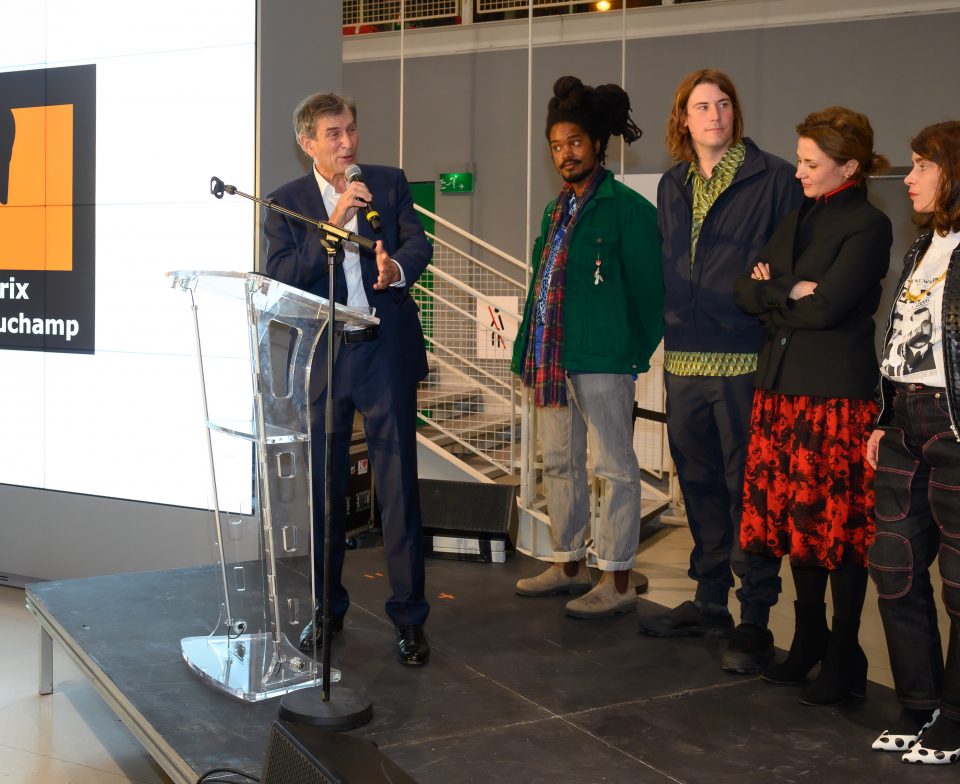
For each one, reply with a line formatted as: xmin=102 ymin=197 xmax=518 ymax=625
xmin=658 ymin=138 xmax=803 ymax=355
xmin=263 ymin=164 xmax=431 ymax=396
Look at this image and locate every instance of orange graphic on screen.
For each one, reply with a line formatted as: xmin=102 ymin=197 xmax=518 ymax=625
xmin=0 ymin=104 xmax=73 ymax=271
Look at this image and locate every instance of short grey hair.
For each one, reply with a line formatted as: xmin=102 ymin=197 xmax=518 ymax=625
xmin=293 ymin=92 xmax=357 ymax=142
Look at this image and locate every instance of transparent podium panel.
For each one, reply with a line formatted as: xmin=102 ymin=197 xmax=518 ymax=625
xmin=169 ymin=271 xmax=377 ymax=702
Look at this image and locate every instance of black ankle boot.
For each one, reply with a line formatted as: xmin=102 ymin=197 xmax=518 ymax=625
xmin=762 ymin=601 xmax=829 ymax=685
xmin=800 ymin=616 xmax=867 ymax=705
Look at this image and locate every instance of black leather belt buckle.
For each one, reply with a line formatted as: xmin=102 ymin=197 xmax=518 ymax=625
xmin=341 ymin=325 xmax=379 ymax=344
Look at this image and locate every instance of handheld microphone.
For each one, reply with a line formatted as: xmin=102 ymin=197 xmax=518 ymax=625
xmin=344 ymin=164 xmax=382 ymax=233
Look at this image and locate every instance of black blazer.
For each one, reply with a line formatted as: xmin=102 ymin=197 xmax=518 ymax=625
xmin=263 ymin=164 xmax=432 ymax=396
xmin=733 ymin=184 xmax=892 ymax=400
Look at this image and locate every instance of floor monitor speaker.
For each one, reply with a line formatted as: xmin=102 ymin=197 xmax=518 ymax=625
xmin=419 ymin=478 xmax=516 ymax=537
xmin=261 ymin=719 xmax=417 ymax=784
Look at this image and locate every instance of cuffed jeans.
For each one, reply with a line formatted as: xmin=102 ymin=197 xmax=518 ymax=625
xmin=664 ymin=372 xmax=782 ymax=627
xmin=868 ymin=383 xmax=960 ymax=719
xmin=538 ymin=373 xmax=642 ymax=571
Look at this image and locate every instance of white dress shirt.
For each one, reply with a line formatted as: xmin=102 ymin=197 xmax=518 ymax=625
xmin=312 ymin=168 xmax=406 ymax=318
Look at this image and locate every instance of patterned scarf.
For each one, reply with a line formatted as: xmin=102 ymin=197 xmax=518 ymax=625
xmin=520 ymin=166 xmax=606 ymax=407
xmin=687 ymin=140 xmax=745 ymax=265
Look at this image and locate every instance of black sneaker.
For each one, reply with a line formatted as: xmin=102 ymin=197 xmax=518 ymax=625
xmin=722 ymin=623 xmax=775 ymax=674
xmin=638 ymin=600 xmax=733 ymax=638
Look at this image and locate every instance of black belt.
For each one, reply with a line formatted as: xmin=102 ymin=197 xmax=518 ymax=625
xmin=340 ymin=325 xmax=379 ymax=344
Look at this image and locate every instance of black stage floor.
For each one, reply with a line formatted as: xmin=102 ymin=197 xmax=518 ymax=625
xmin=28 ymin=548 xmax=930 ymax=783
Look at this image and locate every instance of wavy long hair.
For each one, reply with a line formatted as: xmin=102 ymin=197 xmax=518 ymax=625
xmin=665 ymin=69 xmax=744 ymax=163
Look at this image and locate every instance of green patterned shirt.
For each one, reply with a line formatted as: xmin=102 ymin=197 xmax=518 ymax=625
xmin=686 ymin=140 xmax=745 ymax=265
xmin=665 ymin=142 xmax=754 ymax=378
xmin=663 ymin=350 xmax=757 ymax=377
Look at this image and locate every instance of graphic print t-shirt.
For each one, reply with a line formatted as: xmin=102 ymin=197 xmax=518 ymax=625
xmin=881 ymin=231 xmax=960 ymax=385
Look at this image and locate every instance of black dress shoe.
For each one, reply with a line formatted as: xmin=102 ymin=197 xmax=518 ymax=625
xmin=395 ymin=624 xmax=429 ymax=666
xmin=297 ymin=612 xmax=344 ymax=653
xmin=721 ymin=623 xmax=775 ymax=674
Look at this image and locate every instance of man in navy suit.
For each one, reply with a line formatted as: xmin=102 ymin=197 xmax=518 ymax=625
xmin=264 ymin=92 xmax=432 ymax=666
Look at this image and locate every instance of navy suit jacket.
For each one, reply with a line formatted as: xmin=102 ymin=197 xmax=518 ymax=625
xmin=264 ymin=165 xmax=431 ymax=396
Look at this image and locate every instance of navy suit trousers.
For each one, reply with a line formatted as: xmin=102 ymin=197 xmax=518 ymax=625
xmin=309 ymin=337 xmax=428 ymax=627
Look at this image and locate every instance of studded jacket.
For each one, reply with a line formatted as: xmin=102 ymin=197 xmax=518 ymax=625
xmin=877 ymin=231 xmax=960 ymax=440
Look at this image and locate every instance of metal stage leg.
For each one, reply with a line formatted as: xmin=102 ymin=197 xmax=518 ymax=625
xmin=39 ymin=625 xmax=53 ymax=695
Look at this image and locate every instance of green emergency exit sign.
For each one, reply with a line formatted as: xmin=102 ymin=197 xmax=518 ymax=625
xmin=439 ymin=172 xmax=474 ymax=193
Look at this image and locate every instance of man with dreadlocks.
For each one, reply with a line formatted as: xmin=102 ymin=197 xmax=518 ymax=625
xmin=512 ymin=76 xmax=663 ymax=619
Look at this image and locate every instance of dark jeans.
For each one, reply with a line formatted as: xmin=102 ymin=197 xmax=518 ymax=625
xmin=868 ymin=383 xmax=960 ymax=719
xmin=665 ymin=372 xmax=782 ymax=627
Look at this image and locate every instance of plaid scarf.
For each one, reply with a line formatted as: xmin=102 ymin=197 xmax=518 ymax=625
xmin=521 ymin=166 xmax=606 ymax=407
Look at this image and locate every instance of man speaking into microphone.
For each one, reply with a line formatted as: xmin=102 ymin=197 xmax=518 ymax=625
xmin=264 ymin=91 xmax=433 ymax=666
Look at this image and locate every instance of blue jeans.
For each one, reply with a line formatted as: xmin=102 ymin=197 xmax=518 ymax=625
xmin=537 ymin=373 xmax=642 ymax=570
xmin=869 ymin=383 xmax=960 ymax=719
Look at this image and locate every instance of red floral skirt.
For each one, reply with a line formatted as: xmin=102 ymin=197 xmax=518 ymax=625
xmin=740 ymin=389 xmax=877 ymax=569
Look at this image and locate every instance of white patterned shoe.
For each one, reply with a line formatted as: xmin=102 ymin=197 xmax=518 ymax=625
xmin=516 ymin=563 xmax=591 ymax=597
xmin=872 ymin=709 xmax=939 ymax=752
xmin=902 ymin=740 xmax=960 ymax=765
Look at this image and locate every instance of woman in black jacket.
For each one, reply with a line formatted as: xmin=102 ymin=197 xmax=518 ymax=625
xmin=867 ymin=121 xmax=960 ymax=764
xmin=733 ymin=106 xmax=892 ymax=706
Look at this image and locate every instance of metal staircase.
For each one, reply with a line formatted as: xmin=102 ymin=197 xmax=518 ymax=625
xmin=412 ymin=206 xmax=524 ymax=483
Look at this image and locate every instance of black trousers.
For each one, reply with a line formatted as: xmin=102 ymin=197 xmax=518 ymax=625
xmin=665 ymin=372 xmax=782 ymax=626
xmin=309 ymin=337 xmax=428 ymax=627
xmin=869 ymin=383 xmax=960 ymax=719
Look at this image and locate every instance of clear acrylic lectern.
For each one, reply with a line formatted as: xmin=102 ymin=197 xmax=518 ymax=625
xmin=168 ymin=270 xmax=377 ymax=702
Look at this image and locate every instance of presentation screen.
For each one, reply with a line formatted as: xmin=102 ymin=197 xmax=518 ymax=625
xmin=0 ymin=1 xmax=258 ymax=511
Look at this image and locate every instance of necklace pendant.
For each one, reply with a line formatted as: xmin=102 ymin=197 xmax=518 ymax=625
xmin=594 ymin=268 xmax=603 ymax=286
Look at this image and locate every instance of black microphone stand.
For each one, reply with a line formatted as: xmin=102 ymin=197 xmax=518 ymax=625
xmin=212 ymin=176 xmax=372 ymax=730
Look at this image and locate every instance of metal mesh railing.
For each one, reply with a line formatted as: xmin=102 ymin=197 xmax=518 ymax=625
xmin=344 ymin=2 xmax=719 ymax=30
xmin=633 ymin=342 xmax=668 ymax=479
xmin=475 ymin=0 xmax=667 ymax=14
xmin=476 ymin=0 xmax=592 ymax=12
xmin=344 ymin=0 xmax=460 ymax=25
xmin=412 ymin=207 xmax=526 ymax=476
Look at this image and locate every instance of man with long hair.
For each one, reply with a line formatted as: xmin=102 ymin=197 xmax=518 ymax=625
xmin=637 ymin=70 xmax=801 ymax=673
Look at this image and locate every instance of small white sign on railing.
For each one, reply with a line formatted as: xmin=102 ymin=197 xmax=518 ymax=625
xmin=476 ymin=297 xmax=519 ymax=359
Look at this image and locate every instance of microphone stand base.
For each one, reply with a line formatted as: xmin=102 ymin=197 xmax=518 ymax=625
xmin=278 ymin=685 xmax=373 ymax=731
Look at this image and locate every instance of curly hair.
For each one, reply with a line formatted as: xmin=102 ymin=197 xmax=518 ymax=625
xmin=545 ymin=75 xmax=641 ymax=164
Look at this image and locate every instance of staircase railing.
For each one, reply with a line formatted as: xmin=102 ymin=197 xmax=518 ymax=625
xmin=413 ymin=204 xmax=526 ymax=478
